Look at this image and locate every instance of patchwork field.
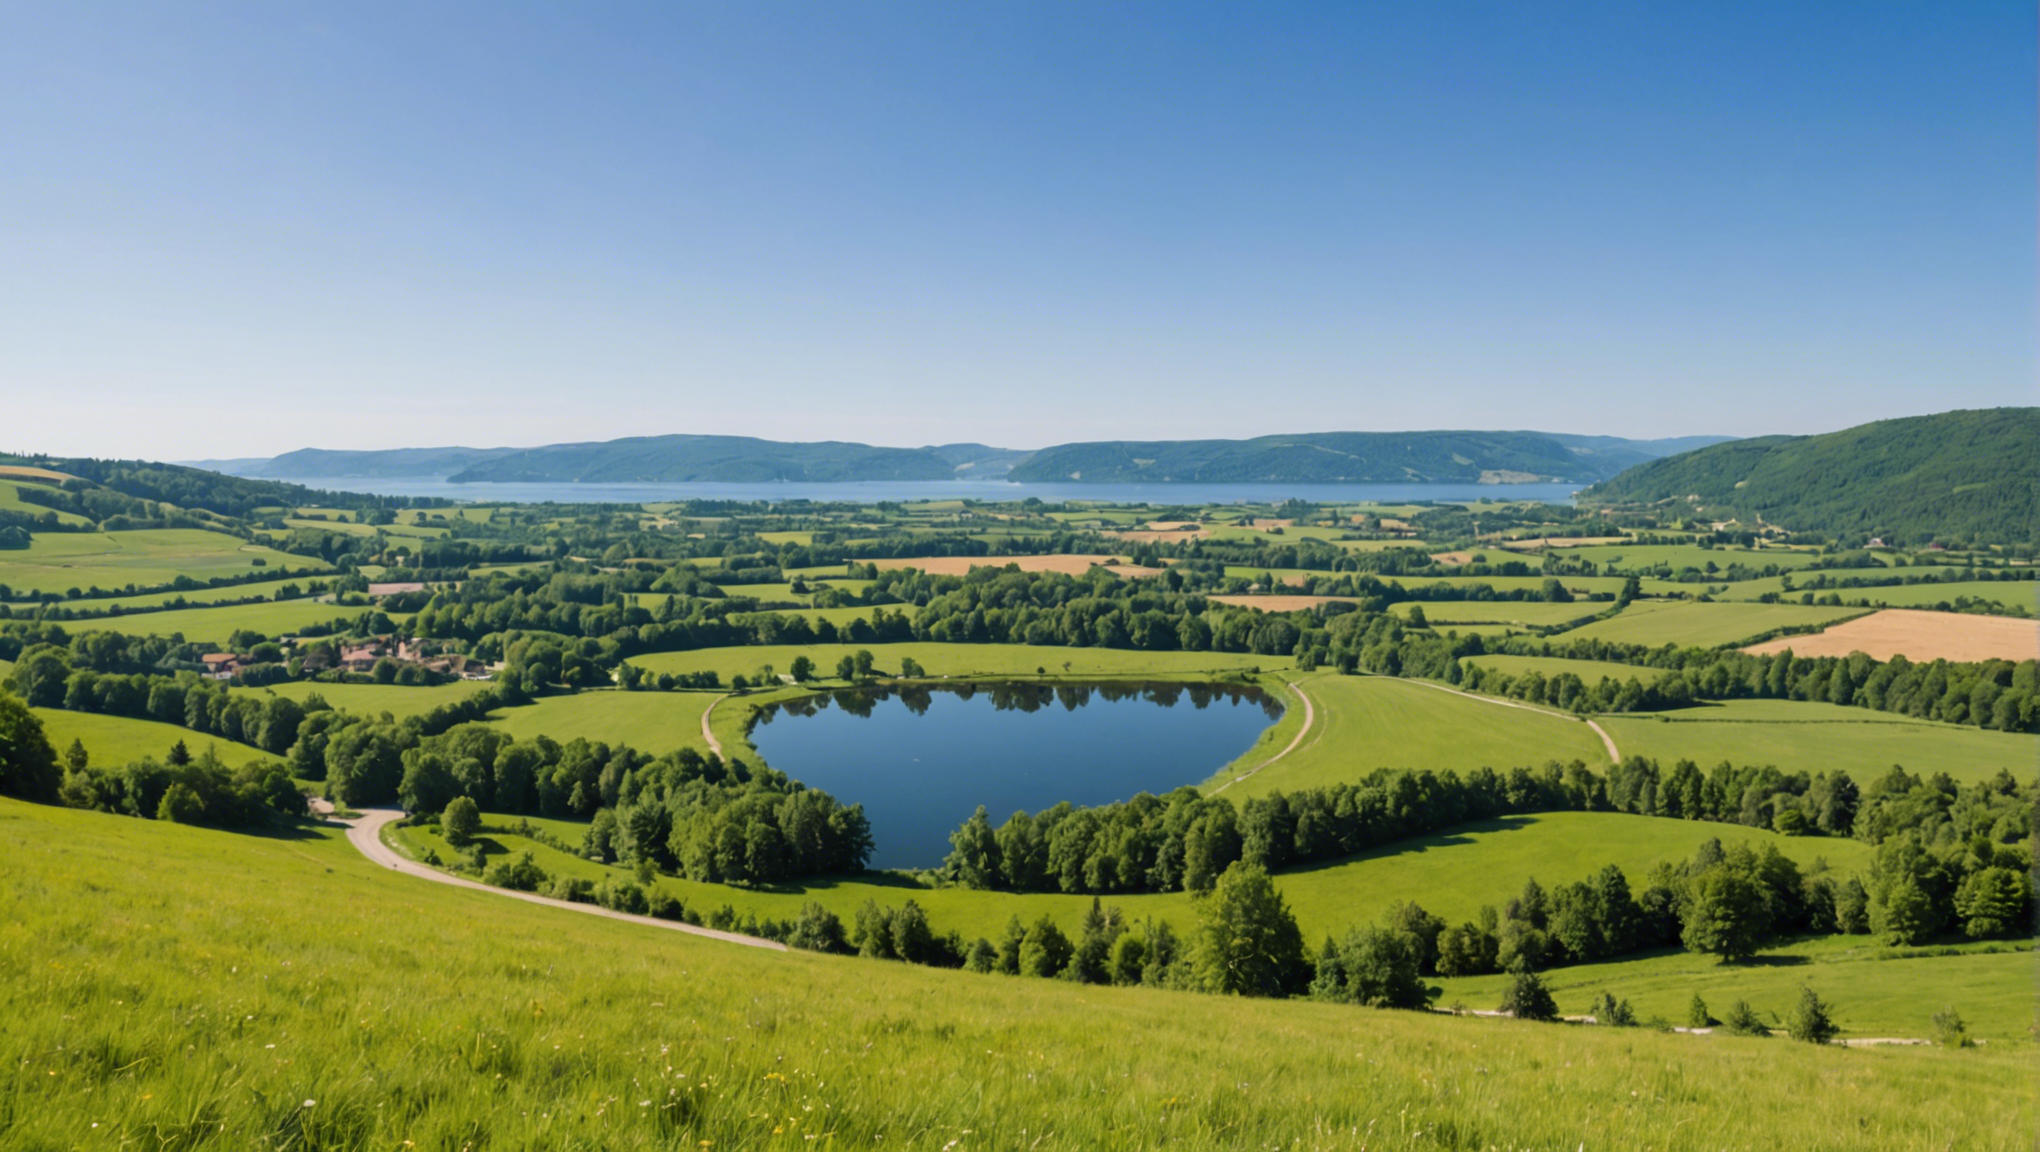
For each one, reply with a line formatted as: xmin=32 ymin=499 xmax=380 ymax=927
xmin=30 ymin=708 xmax=269 ymax=769
xmin=1565 ymin=599 xmax=1869 ymax=649
xmin=1212 ymin=674 xmax=1611 ymax=799
xmin=0 ymin=528 xmax=326 ymax=595
xmin=8 ymin=800 xmax=2026 ymax=1150
xmin=1595 ymin=699 xmax=2035 ymax=785
xmin=1743 ymin=608 xmax=2038 ymax=663
xmin=1208 ymin=594 xmax=1359 ymax=613
xmin=0 ymin=480 xmax=93 ymax=526
xmin=54 ymin=575 xmax=327 ymax=611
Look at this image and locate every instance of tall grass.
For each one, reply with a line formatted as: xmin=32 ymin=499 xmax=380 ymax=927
xmin=2 ymin=798 xmax=2031 ymax=1149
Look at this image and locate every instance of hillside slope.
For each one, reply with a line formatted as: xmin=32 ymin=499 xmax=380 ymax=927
xmin=1007 ymin=431 xmax=1720 ymax=484
xmin=1578 ymin=408 xmax=2039 ymax=546
xmin=3 ymin=798 xmax=2029 ymax=1149
xmin=447 ymin=435 xmax=969 ymax=483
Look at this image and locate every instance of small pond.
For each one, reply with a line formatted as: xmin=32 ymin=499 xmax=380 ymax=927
xmin=747 ymin=681 xmax=1282 ymax=869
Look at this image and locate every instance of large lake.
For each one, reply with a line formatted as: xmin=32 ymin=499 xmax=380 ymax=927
xmin=277 ymin=475 xmax=1581 ymax=506
xmin=747 ymin=682 xmax=1283 ymax=870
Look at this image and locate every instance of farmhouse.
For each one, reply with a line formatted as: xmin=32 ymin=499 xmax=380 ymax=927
xmin=199 ymin=652 xmax=243 ymax=680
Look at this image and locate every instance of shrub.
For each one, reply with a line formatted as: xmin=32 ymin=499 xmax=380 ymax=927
xmin=1784 ymin=986 xmax=1838 ymax=1044
xmin=483 ymin=851 xmax=548 ymax=892
xmin=1931 ymin=1006 xmax=1974 ymax=1049
xmin=1721 ymin=999 xmax=1770 ymax=1037
xmin=1499 ymin=970 xmax=1558 ymax=1022
xmin=442 ymin=796 xmax=481 ymax=848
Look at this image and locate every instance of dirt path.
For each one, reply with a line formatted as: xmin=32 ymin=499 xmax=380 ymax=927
xmin=700 ymin=694 xmax=725 ymax=756
xmin=1213 ymin=679 xmax=1317 ymax=794
xmin=318 ymin=803 xmax=783 ymax=951
xmin=1401 ymin=678 xmax=1621 ymax=762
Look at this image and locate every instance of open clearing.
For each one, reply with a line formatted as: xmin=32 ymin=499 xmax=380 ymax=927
xmin=30 ymin=707 xmax=269 ymax=769
xmin=1210 ymin=674 xmax=1610 ymax=799
xmin=1595 ymin=699 xmax=2035 ymax=786
xmin=1743 ymin=608 xmax=2038 ymax=663
xmin=66 ymin=599 xmax=375 ymax=645
xmin=1391 ymin=600 xmax=1604 ymax=626
xmin=9 ymin=800 xmax=2027 ymax=1149
xmin=480 ymin=689 xmax=720 ymax=755
xmin=1565 ymin=599 xmax=1869 ymax=649
xmin=231 ymin=678 xmax=493 ymax=720
xmin=0 ymin=528 xmax=326 ymax=595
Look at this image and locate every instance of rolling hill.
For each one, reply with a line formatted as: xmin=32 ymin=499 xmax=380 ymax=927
xmin=1005 ymin=431 xmax=1726 ymax=485
xmin=1577 ymin=408 xmax=2040 ymax=546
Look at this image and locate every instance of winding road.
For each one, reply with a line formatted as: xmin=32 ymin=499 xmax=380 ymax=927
xmin=318 ymin=803 xmax=783 ymax=951
xmin=1212 ymin=678 xmax=1317 ymax=794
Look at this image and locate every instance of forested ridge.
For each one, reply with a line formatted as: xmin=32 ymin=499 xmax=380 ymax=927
xmin=1578 ymin=408 xmax=2040 ymax=547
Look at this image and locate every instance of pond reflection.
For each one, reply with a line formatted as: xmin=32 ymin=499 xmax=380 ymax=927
xmin=750 ymin=681 xmax=1281 ymax=869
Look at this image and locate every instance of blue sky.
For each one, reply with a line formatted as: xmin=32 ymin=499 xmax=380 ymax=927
xmin=2 ymin=1 xmax=2030 ymax=458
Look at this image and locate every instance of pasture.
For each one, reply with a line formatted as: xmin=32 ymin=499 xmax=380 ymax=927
xmin=481 ymin=689 xmax=721 ymax=755
xmin=66 ymin=600 xmax=377 ymax=646
xmin=57 ymin=575 xmax=326 ymax=611
xmin=1463 ymin=653 xmax=1661 ymax=684
xmin=15 ymin=800 xmax=2024 ymax=1150
xmin=1595 ymin=699 xmax=2035 ymax=786
xmin=231 ymin=678 xmax=493 ymax=720
xmin=0 ymin=528 xmax=326 ymax=595
xmin=1743 ymin=608 xmax=2039 ymax=664
xmin=1212 ymin=674 xmax=1612 ymax=799
xmin=0 ymin=481 xmax=92 ymax=526
xmin=30 ymin=707 xmax=269 ymax=769
xmin=1564 ymin=599 xmax=1869 ymax=649
xmin=1435 ymin=934 xmax=2033 ymax=1042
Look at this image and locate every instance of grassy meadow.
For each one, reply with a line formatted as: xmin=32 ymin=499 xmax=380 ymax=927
xmin=1462 ymin=653 xmax=1664 ymax=685
xmin=65 ymin=599 xmax=375 ymax=645
xmin=1564 ymin=600 xmax=1869 ymax=649
xmin=31 ymin=707 xmax=269 ymax=770
xmin=6 ymin=800 xmax=2026 ymax=1151
xmin=1216 ymin=675 xmax=1610 ymax=799
xmin=231 ymin=678 xmax=494 ymax=720
xmin=0 ymin=528 xmax=326 ymax=595
xmin=482 ymin=689 xmax=722 ymax=754
xmin=1595 ymin=700 xmax=2035 ymax=786
xmin=628 ymin=642 xmax=1291 ymax=685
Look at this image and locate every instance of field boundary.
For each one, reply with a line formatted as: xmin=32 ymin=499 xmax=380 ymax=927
xmin=1403 ymin=677 xmax=1621 ymax=762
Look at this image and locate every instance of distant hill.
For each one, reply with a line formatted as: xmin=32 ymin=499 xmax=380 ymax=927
xmin=1005 ymin=431 xmax=1726 ymax=485
xmin=220 ymin=447 xmax=523 ymax=479
xmin=1577 ymin=408 xmax=2040 ymax=546
xmin=445 ymin=436 xmax=967 ymax=484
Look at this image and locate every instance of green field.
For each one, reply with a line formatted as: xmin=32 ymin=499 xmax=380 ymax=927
xmin=53 ymin=575 xmax=328 ymax=611
xmin=1596 ymin=699 xmax=2036 ymax=785
xmin=1392 ymin=600 xmax=1604 ymax=626
xmin=1717 ymin=578 xmax=2039 ymax=613
xmin=1547 ymin=543 xmax=1827 ymax=573
xmin=1213 ymin=674 xmax=1612 ymax=799
xmin=482 ymin=689 xmax=722 ymax=755
xmin=1564 ymin=599 xmax=1870 ymax=649
xmin=1463 ymin=653 xmax=1663 ymax=684
xmin=629 ymin=642 xmax=1291 ymax=685
xmin=30 ymin=707 xmax=269 ymax=769
xmin=1436 ymin=934 xmax=2033 ymax=1042
xmin=0 ymin=528 xmax=326 ymax=595
xmin=0 ymin=480 xmax=93 ymax=526
xmin=232 ymin=678 xmax=494 ymax=720
xmin=66 ymin=599 xmax=377 ymax=645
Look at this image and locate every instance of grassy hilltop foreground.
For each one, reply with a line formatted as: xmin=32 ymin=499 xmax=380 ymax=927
xmin=1 ymin=798 xmax=2031 ymax=1151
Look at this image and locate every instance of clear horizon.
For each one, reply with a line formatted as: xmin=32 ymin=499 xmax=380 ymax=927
xmin=4 ymin=1 xmax=2031 ymax=460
